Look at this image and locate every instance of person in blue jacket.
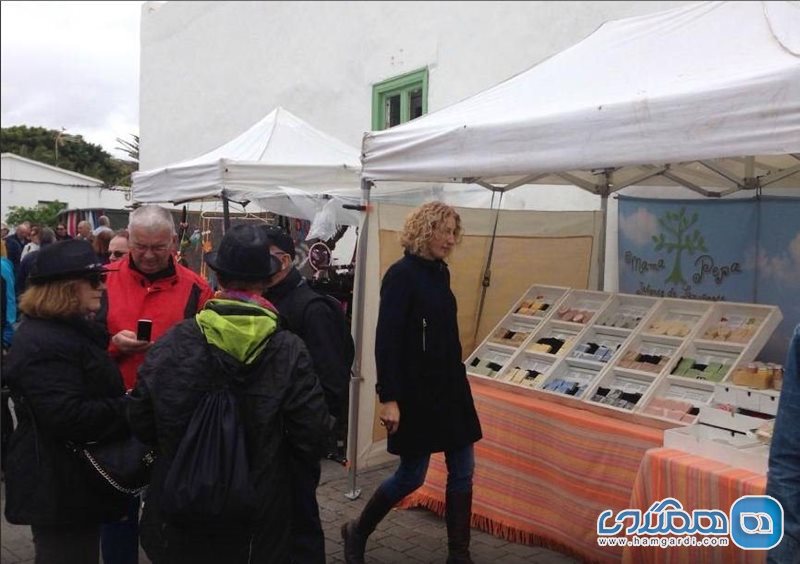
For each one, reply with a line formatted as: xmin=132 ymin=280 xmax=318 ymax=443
xmin=1 ymin=239 xmax=17 ymax=476
xmin=767 ymin=323 xmax=800 ymax=563
xmin=342 ymin=202 xmax=482 ymax=564
xmin=1 ymin=239 xmax=16 ymax=349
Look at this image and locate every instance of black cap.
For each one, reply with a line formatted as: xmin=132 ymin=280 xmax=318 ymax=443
xmin=204 ymin=223 xmax=282 ymax=281
xmin=29 ymin=239 xmax=107 ymax=284
xmin=260 ymin=225 xmax=296 ymax=259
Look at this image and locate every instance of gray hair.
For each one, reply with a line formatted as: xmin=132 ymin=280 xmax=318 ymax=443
xmin=39 ymin=227 xmax=56 ymax=246
xmin=128 ymin=205 xmax=176 ymax=236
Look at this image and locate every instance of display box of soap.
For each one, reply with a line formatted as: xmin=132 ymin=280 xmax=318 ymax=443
xmin=550 ymin=289 xmax=611 ymax=325
xmin=466 ymin=344 xmax=514 ymax=379
xmin=594 ymin=294 xmax=659 ymax=332
xmin=513 ymin=285 xmax=570 ymax=318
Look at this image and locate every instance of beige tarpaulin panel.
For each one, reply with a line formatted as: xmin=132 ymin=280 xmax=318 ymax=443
xmin=470 ymin=235 xmax=593 ymax=351
xmin=362 ymin=203 xmax=603 ymax=456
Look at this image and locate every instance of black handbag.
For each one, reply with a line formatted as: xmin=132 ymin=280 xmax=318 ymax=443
xmin=69 ymin=435 xmax=156 ymax=496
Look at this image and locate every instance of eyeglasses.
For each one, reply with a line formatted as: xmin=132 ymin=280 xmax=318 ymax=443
xmin=131 ymin=242 xmax=170 ymax=253
xmin=108 ymin=251 xmax=127 ymax=258
xmin=84 ymin=272 xmax=108 ymax=290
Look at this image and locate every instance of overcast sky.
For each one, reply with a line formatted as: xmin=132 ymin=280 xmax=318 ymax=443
xmin=1 ymin=1 xmax=142 ymax=160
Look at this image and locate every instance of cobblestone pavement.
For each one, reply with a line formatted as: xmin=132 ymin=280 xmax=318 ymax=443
xmin=2 ymin=460 xmax=580 ymax=563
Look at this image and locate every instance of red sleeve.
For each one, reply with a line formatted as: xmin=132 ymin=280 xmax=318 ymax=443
xmin=196 ymin=279 xmax=214 ymax=311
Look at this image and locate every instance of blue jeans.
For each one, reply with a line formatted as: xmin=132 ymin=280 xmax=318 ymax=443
xmin=100 ymin=495 xmax=140 ymax=564
xmin=377 ymin=443 xmax=475 ymax=503
xmin=766 ymin=324 xmax=800 ymax=564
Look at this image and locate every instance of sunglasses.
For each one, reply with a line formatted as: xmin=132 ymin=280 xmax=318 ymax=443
xmin=107 ymin=250 xmax=127 ymax=258
xmin=84 ymin=272 xmax=108 ymax=290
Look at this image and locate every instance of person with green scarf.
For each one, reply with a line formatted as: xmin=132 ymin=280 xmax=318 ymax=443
xmin=128 ymin=223 xmax=331 ymax=564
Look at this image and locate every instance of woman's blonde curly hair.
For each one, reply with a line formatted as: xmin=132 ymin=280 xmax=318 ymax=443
xmin=400 ymin=202 xmax=463 ymax=256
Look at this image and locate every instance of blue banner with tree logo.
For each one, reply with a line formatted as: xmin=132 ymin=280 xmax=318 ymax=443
xmin=618 ymin=196 xmax=800 ymax=363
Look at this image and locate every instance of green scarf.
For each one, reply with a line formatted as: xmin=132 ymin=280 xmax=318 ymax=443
xmin=195 ymin=299 xmax=278 ymax=364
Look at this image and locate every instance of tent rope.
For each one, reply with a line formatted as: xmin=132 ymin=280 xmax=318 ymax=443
xmin=472 ymin=190 xmax=505 ymax=347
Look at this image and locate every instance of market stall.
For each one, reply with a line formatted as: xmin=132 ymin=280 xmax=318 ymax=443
xmin=349 ymin=0 xmax=800 ymax=555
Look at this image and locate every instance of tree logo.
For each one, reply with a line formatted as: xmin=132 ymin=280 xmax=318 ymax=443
xmin=652 ymin=207 xmax=707 ymax=285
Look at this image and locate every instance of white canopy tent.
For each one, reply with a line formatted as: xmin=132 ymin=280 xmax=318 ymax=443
xmin=346 ymin=0 xmax=800 ymax=496
xmin=131 ymin=106 xmax=551 ymax=229
xmin=131 ymin=106 xmax=364 ymax=223
xmin=363 ymin=1 xmax=800 ymax=186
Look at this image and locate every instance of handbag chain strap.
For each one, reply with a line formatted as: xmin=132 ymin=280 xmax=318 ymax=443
xmin=80 ymin=446 xmax=153 ymax=495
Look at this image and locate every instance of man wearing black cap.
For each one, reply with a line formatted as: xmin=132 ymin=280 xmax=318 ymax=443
xmin=260 ymin=225 xmax=353 ymax=564
xmin=128 ymin=223 xmax=330 ymax=563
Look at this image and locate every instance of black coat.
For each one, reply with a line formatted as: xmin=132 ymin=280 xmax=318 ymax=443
xmin=3 ymin=316 xmax=130 ymax=525
xmin=265 ymin=267 xmax=351 ymax=419
xmin=4 ymin=234 xmax=24 ymax=270
xmin=375 ymin=252 xmax=482 ymax=456
xmin=127 ymin=319 xmax=330 ymax=562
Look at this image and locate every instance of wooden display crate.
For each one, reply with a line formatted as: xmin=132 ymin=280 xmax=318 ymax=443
xmin=463 ymin=286 xmax=782 ymax=429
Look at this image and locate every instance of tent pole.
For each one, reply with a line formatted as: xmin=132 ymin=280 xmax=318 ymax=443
xmin=472 ymin=190 xmax=504 ymax=348
xmin=597 ymin=171 xmax=612 ymax=291
xmin=221 ymin=191 xmax=231 ymax=233
xmin=345 ymin=178 xmax=372 ymax=500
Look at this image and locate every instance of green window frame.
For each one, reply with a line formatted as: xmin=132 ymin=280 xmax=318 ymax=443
xmin=371 ymin=68 xmax=429 ymax=131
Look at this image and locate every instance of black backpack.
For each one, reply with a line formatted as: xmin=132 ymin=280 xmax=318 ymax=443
xmin=159 ymin=384 xmax=257 ymax=528
xmin=281 ymin=281 xmax=355 ymax=373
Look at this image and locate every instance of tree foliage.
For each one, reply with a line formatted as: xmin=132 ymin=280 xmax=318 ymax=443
xmin=5 ymin=201 xmax=68 ymax=229
xmin=0 ymin=125 xmax=137 ymax=186
xmin=116 ymin=134 xmax=139 ymax=162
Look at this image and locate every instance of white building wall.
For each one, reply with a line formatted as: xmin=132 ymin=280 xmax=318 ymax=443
xmin=1 ymin=155 xmax=131 ymax=223
xmin=139 ymin=0 xmax=691 ymax=288
xmin=139 ymin=1 xmax=688 ymax=171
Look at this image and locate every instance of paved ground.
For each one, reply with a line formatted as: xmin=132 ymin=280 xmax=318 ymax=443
xmin=2 ymin=460 xmax=580 ymax=563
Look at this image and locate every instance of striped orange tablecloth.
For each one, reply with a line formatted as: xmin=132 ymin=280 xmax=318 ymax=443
xmin=623 ymin=448 xmax=767 ymax=564
xmin=397 ymin=380 xmax=664 ymax=563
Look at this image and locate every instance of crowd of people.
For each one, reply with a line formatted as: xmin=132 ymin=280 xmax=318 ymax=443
xmin=1 ymin=196 xmax=797 ymax=564
xmin=1 ymin=202 xmax=484 ymax=564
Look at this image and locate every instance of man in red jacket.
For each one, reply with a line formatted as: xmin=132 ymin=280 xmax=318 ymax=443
xmin=97 ymin=204 xmax=213 ymax=564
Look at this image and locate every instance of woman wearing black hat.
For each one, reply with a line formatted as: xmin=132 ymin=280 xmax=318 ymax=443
xmin=3 ymin=239 xmax=131 ymax=563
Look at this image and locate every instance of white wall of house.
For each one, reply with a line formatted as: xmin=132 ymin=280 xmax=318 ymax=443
xmin=138 ymin=1 xmax=698 ymax=288
xmin=139 ymin=1 xmax=688 ymax=171
xmin=1 ymin=154 xmax=131 ymax=224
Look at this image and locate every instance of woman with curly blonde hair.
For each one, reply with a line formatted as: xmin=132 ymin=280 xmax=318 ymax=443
xmin=342 ymin=202 xmax=482 ymax=564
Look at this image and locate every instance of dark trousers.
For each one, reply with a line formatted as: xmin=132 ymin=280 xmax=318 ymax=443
xmin=165 ymin=526 xmax=252 ymax=564
xmin=32 ymin=523 xmax=99 ymax=564
xmin=1 ymin=391 xmax=12 ymax=473
xmin=100 ymin=495 xmax=140 ymax=564
xmin=290 ymin=457 xmax=325 ymax=564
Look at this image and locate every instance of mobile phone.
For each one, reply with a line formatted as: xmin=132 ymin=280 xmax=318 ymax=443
xmin=136 ymin=319 xmax=153 ymax=342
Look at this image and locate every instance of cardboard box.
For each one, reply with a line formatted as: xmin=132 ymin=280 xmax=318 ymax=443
xmin=664 ymin=424 xmax=769 ymax=474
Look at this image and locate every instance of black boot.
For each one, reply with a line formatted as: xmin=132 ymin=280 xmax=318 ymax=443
xmin=341 ymin=489 xmax=396 ymax=564
xmin=446 ymin=490 xmax=474 ymax=564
